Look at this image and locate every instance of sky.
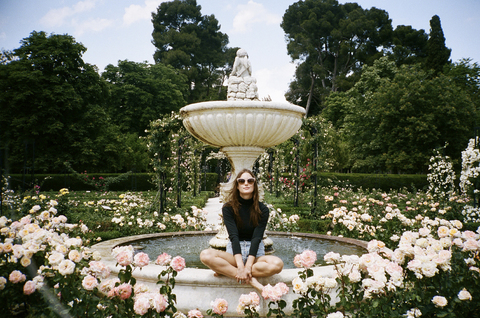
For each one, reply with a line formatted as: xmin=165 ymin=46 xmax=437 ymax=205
xmin=1 ymin=0 xmax=479 ymax=102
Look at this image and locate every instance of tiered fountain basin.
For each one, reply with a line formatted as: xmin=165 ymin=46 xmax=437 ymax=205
xmin=180 ymin=100 xmax=306 ymax=179
xmin=91 ymin=231 xmax=367 ymax=317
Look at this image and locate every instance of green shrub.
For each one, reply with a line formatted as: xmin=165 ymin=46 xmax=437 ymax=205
xmin=297 ymin=219 xmax=331 ymax=233
xmin=6 ymin=172 xmax=219 ymax=192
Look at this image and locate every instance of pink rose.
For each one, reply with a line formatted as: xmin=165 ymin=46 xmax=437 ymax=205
xmin=276 ymin=282 xmax=289 ymax=295
xmin=23 ymin=280 xmax=36 ymax=295
xmin=134 ymin=296 xmax=150 ymax=315
xmin=171 ymin=256 xmax=186 ymax=272
xmin=239 ymin=293 xmax=253 ymax=307
xmin=9 ymin=270 xmax=26 ymax=283
xmin=116 ymin=250 xmax=133 ymax=266
xmin=211 ymin=298 xmax=228 ymax=315
xmin=462 ymin=239 xmax=479 ymax=251
xmin=82 ymin=275 xmax=98 ymax=291
xmin=262 ymin=284 xmax=283 ymax=301
xmin=188 ymin=309 xmax=204 ymax=318
xmin=262 ymin=284 xmax=274 ymax=299
xmin=88 ymin=261 xmax=111 ymax=279
xmin=249 ymin=291 xmax=260 ymax=306
xmin=108 ymin=287 xmax=118 ymax=298
xmin=152 ymin=293 xmax=167 ymax=313
xmin=262 ymin=283 xmax=289 ymax=301
xmin=117 ymin=283 xmax=132 ymax=300
xmin=462 ymin=230 xmax=477 ymax=240
xmin=98 ymin=278 xmax=119 ymax=295
xmin=293 ymin=254 xmax=302 ymax=268
xmin=155 ymin=253 xmax=172 ymax=266
xmin=238 ymin=292 xmax=260 ymax=307
xmin=295 ymin=250 xmax=317 ymax=269
xmin=134 ymin=252 xmax=150 ymax=268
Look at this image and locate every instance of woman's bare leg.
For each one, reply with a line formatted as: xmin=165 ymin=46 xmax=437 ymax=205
xmin=252 ymin=255 xmax=284 ymax=277
xmin=249 ymin=277 xmax=264 ymax=292
xmin=201 ymin=250 xmax=284 ymax=292
xmin=200 ymin=248 xmax=238 ymax=278
xmin=248 ymin=255 xmax=284 ymax=291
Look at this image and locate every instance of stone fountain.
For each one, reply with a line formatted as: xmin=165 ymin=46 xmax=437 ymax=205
xmin=180 ymin=49 xmax=305 ymax=189
xmin=180 ymin=49 xmax=305 ymax=250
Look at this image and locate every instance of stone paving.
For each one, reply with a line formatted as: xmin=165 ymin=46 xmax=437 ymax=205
xmin=203 ymin=196 xmax=223 ymax=230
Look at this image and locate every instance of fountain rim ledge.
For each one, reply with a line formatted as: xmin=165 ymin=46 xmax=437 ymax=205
xmin=179 ymin=100 xmax=307 ymax=115
xmin=90 ymin=230 xmax=368 ymax=286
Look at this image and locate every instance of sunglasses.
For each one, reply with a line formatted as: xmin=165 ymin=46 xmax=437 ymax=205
xmin=237 ymin=178 xmax=255 ymax=185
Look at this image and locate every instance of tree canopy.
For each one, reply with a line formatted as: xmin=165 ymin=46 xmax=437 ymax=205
xmin=389 ymin=25 xmax=428 ymax=66
xmin=0 ymin=32 xmax=137 ymax=173
xmin=101 ymin=60 xmax=188 ymax=136
xmin=340 ymin=57 xmax=476 ymax=173
xmin=425 ymin=15 xmax=451 ymax=75
xmin=281 ymin=0 xmax=393 ymax=116
xmin=151 ymin=0 xmax=231 ymax=102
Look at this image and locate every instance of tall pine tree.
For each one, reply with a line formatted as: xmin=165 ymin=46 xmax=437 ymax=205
xmin=425 ymin=15 xmax=451 ymax=75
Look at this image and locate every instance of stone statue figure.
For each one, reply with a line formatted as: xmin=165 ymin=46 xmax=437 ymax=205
xmin=231 ymin=48 xmax=252 ymax=77
xmin=227 ymin=49 xmax=259 ymax=101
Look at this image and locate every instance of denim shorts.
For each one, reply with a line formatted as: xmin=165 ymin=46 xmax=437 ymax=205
xmin=226 ymin=241 xmax=265 ymax=263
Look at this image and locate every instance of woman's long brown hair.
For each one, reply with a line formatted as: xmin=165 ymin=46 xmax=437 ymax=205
xmin=224 ymin=169 xmax=261 ymax=227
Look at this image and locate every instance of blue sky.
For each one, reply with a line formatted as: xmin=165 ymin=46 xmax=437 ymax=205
xmin=1 ymin=0 xmax=479 ymax=102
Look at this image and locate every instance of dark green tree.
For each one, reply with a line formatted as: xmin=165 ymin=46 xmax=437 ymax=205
xmin=281 ymin=0 xmax=393 ymax=116
xmin=151 ymin=0 xmax=230 ymax=102
xmin=101 ymin=60 xmax=188 ymax=136
xmin=425 ymin=15 xmax=451 ymax=75
xmin=343 ymin=57 xmax=475 ymax=173
xmin=0 ymin=31 xmax=126 ymax=173
xmin=390 ymin=25 xmax=428 ymax=66
xmin=444 ymin=58 xmax=480 ymax=123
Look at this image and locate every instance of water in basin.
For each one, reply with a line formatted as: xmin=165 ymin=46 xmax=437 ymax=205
xmin=129 ymin=234 xmax=366 ymax=269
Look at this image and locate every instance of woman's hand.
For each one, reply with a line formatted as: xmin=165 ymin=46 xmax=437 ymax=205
xmin=233 ymin=254 xmax=249 ymax=283
xmin=235 ymin=267 xmax=251 ymax=283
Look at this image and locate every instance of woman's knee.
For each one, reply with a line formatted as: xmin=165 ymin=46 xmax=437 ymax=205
xmin=271 ymin=257 xmax=284 ymax=273
xmin=200 ymin=249 xmax=214 ymax=264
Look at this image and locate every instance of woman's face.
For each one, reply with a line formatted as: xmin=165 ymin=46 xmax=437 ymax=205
xmin=237 ymin=172 xmax=255 ymax=200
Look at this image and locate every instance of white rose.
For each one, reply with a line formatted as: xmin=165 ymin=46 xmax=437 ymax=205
xmin=458 ymin=288 xmax=472 ymax=301
xmin=431 ymin=295 xmax=447 ymax=307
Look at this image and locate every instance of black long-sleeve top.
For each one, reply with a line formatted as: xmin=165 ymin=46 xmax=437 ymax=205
xmin=222 ymin=197 xmax=270 ymax=257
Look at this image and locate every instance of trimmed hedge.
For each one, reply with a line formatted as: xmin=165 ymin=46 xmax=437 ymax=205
xmin=5 ymin=172 xmax=220 ymax=192
xmin=319 ymin=172 xmax=428 ymax=192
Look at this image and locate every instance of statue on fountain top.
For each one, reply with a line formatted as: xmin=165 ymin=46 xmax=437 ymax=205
xmin=227 ymin=49 xmax=259 ymax=101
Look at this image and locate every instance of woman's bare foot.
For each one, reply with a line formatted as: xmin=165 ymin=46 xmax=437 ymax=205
xmin=249 ymin=277 xmax=263 ymax=292
xmin=213 ymin=272 xmax=222 ymax=277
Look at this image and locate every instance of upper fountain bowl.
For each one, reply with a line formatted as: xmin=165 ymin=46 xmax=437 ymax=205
xmin=180 ymin=100 xmax=306 ymax=148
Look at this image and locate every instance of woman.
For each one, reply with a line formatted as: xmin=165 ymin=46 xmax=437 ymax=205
xmin=200 ymin=169 xmax=283 ymax=291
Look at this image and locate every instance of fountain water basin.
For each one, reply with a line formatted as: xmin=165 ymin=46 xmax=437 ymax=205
xmin=91 ymin=231 xmax=367 ymax=316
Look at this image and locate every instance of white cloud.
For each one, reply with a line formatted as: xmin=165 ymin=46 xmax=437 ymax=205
xmin=254 ymin=62 xmax=296 ymax=102
xmin=123 ymin=0 xmax=165 ymax=26
xmin=40 ymin=0 xmax=98 ymax=27
xmin=232 ymin=0 xmax=281 ymax=34
xmin=73 ymin=18 xmax=114 ymax=36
